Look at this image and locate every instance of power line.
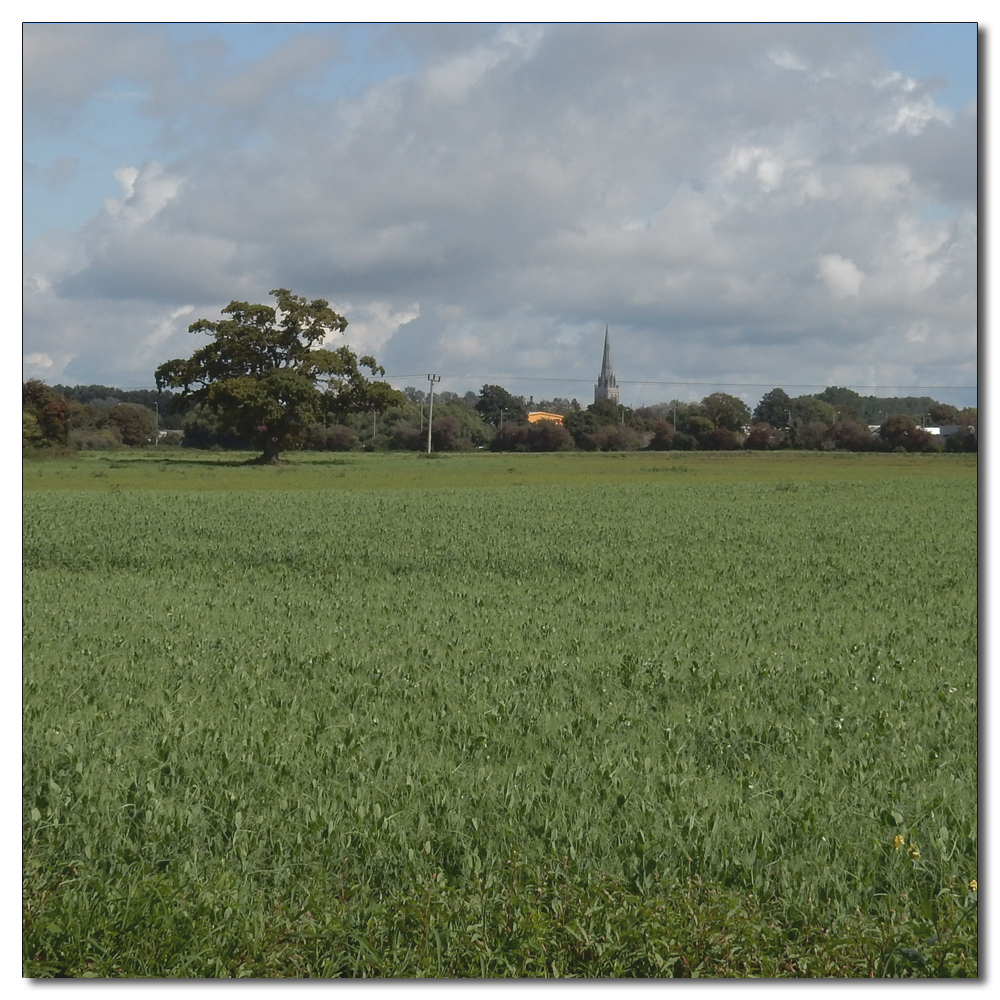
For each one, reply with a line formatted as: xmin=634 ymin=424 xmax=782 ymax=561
xmin=83 ymin=377 xmax=980 ymax=393
xmin=384 ymin=374 xmax=976 ymax=392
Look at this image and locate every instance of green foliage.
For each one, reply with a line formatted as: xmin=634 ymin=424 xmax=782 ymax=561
xmin=646 ymin=421 xmax=677 ymax=451
xmin=879 ymin=416 xmax=934 ymax=453
xmin=699 ymin=393 xmax=751 ymax=433
xmin=790 ymin=396 xmax=837 ymax=429
xmin=944 ymin=431 xmax=977 ymax=454
xmin=23 ymin=410 xmax=43 ymax=449
xmin=562 ymin=401 xmax=640 ymax=450
xmin=687 ymin=415 xmax=714 ymax=438
xmin=826 ymin=420 xmax=874 ymax=452
xmin=381 ymin=401 xmax=494 ymax=452
xmin=23 ymin=380 xmax=70 ymax=447
xmin=743 ymin=423 xmax=785 ymax=451
xmin=928 ymin=403 xmax=960 ymax=425
xmin=23 ymin=455 xmax=976 ymax=976
xmin=106 ymin=404 xmax=158 ymax=447
xmin=476 ymin=385 xmax=527 ymax=428
xmin=302 ymin=424 xmax=361 ymax=452
xmin=53 ymin=383 xmax=187 ymax=419
xmin=753 ymin=388 xmax=793 ymax=429
xmin=590 ymin=424 xmax=644 ymax=451
xmin=814 ymin=388 xmax=944 ymax=425
xmin=181 ymin=404 xmax=253 ymax=451
xmin=815 ymin=386 xmax=863 ymax=409
xmin=698 ymin=427 xmax=742 ymax=450
xmin=68 ymin=428 xmax=123 ymax=452
xmin=491 ymin=421 xmax=575 ymax=452
xmin=155 ymin=289 xmax=402 ymax=462
xmin=534 ymin=398 xmax=580 ymax=415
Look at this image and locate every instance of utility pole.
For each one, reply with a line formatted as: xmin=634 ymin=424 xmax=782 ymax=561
xmin=426 ymin=374 xmax=441 ymax=455
xmin=154 ymin=401 xmax=159 ymax=446
xmin=372 ymin=409 xmax=377 ymax=443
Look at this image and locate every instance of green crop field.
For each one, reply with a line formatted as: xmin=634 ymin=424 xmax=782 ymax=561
xmin=23 ymin=451 xmax=978 ymax=977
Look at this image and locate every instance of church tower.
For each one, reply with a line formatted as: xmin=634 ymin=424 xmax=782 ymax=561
xmin=594 ymin=326 xmax=619 ymax=405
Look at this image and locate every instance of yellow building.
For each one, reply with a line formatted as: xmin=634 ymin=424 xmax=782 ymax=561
xmin=527 ymin=411 xmax=565 ymax=426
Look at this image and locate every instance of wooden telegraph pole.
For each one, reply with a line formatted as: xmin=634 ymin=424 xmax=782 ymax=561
xmin=426 ymin=374 xmax=441 ymax=454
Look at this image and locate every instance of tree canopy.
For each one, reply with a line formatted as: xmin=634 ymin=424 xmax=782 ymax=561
xmin=23 ymin=379 xmax=69 ymax=449
xmin=752 ymin=387 xmax=792 ymax=428
xmin=155 ymin=289 xmax=402 ymax=462
xmin=475 ymin=385 xmax=527 ymax=427
xmin=878 ymin=415 xmax=934 ymax=452
xmin=699 ymin=392 xmax=751 ymax=432
xmin=106 ymin=403 xmax=158 ymax=446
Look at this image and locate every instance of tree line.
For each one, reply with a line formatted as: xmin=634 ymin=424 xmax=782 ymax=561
xmin=23 ymin=289 xmax=977 ymax=460
xmin=24 ymin=377 xmax=977 ymax=457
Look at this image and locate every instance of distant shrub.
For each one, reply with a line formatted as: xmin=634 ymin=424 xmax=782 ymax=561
xmin=106 ymin=403 xmax=157 ymax=446
xmin=491 ymin=421 xmax=574 ymax=452
xmin=825 ymin=420 xmax=874 ymax=452
xmin=591 ymin=424 xmax=644 ymax=451
xmin=391 ymin=423 xmax=424 ymax=450
xmin=698 ymin=427 xmax=742 ymax=450
xmin=646 ymin=420 xmax=677 ymax=451
xmin=945 ymin=431 xmax=978 ymax=453
xmin=302 ymin=423 xmax=361 ymax=452
xmin=23 ymin=380 xmax=69 ymax=447
xmin=743 ymin=422 xmax=783 ymax=451
xmin=70 ymin=428 xmax=122 ymax=451
xmin=879 ymin=415 xmax=934 ymax=453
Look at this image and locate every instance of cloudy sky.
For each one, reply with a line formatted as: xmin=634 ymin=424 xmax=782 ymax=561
xmin=23 ymin=21 xmax=978 ymax=409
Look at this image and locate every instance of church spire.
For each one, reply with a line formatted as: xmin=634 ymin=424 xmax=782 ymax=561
xmin=594 ymin=325 xmax=620 ymax=405
xmin=600 ymin=326 xmax=613 ymax=380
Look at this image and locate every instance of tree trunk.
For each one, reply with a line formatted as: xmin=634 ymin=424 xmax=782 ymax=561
xmin=262 ymin=436 xmax=281 ymax=464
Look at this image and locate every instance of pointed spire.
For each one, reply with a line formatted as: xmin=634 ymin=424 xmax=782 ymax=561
xmin=594 ymin=325 xmax=620 ymax=404
xmin=600 ymin=325 xmax=613 ymax=381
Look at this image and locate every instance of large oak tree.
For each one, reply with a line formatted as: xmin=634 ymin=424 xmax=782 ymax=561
xmin=155 ymin=289 xmax=402 ymax=463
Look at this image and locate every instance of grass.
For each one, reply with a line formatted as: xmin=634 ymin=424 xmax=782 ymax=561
xmin=23 ymin=447 xmax=977 ymax=492
xmin=22 ymin=450 xmax=977 ymax=976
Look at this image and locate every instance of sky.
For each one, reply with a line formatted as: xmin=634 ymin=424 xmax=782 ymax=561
xmin=22 ymin=20 xmax=979 ymax=410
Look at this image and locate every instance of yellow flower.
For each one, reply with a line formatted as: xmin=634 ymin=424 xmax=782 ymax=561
xmin=908 ymin=843 xmax=920 ymax=860
xmin=969 ymin=879 xmax=977 ymax=892
xmin=893 ymin=835 xmax=905 ymax=850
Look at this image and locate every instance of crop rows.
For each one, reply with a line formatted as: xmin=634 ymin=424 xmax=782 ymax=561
xmin=23 ymin=470 xmax=977 ymax=975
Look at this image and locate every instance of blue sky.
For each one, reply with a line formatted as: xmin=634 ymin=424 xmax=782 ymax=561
xmin=868 ymin=23 xmax=978 ymax=111
xmin=24 ymin=23 xmax=978 ymax=247
xmin=23 ymin=22 xmax=978 ymax=407
xmin=24 ymin=24 xmax=423 ymax=244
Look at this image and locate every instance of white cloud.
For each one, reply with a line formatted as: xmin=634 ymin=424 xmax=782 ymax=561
xmin=23 ymin=353 xmax=55 ymax=374
xmin=422 ymin=26 xmax=542 ymax=103
xmin=103 ymin=161 xmax=183 ymax=229
xmin=334 ymin=301 xmax=421 ymax=356
xmin=20 ymin=24 xmax=977 ymax=404
xmin=768 ymin=49 xmax=806 ymax=71
xmin=817 ymin=254 xmax=865 ymax=299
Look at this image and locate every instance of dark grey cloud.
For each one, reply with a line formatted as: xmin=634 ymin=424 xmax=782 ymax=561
xmin=23 ymin=24 xmax=168 ymax=115
xmin=23 ymin=23 xmax=977 ymax=405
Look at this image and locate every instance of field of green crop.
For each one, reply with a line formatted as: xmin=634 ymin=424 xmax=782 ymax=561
xmin=23 ymin=451 xmax=978 ymax=977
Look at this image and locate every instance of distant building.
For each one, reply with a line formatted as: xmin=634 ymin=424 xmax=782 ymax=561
xmin=594 ymin=326 xmax=619 ymax=405
xmin=527 ymin=411 xmax=565 ymax=426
